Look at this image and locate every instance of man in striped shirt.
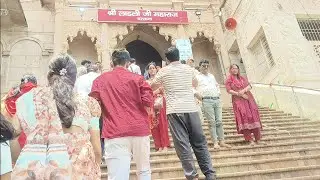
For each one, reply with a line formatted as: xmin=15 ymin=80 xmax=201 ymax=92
xmin=151 ymin=47 xmax=216 ymax=180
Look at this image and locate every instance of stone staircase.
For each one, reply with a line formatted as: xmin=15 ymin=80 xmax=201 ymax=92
xmin=101 ymin=107 xmax=320 ymax=179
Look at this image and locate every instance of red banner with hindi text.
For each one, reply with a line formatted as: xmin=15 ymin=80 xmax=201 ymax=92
xmin=97 ymin=9 xmax=188 ymax=24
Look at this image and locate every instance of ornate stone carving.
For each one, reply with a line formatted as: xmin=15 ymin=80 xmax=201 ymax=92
xmin=184 ymin=23 xmax=218 ymax=41
xmin=152 ymin=25 xmax=157 ymax=31
xmin=63 ymin=21 xmax=101 ymax=50
xmin=129 ymin=25 xmax=135 ymax=31
xmin=157 ymin=24 xmax=178 ymax=41
xmin=63 ymin=21 xmax=101 ymax=42
xmin=108 ymin=24 xmax=128 ymax=39
xmin=2 ymin=50 xmax=10 ymax=56
xmin=214 ymin=44 xmax=221 ymax=53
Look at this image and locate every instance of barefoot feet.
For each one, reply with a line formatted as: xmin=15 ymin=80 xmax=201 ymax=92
xmin=219 ymin=140 xmax=232 ymax=148
xmin=255 ymin=141 xmax=267 ymax=145
xmin=249 ymin=140 xmax=255 ymax=146
xmin=213 ymin=142 xmax=221 ymax=149
xmin=162 ymin=147 xmax=168 ymax=152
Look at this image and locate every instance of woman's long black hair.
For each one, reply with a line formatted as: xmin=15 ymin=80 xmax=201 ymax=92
xmin=0 ymin=113 xmax=17 ymax=143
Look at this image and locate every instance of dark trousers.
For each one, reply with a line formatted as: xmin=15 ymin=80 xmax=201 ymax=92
xmin=167 ymin=112 xmax=216 ymax=180
xmin=99 ymin=116 xmax=104 ymax=155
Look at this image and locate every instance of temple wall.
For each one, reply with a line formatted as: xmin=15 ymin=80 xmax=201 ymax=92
xmin=1 ymin=0 xmax=54 ymax=93
xmin=1 ymin=0 xmax=226 ymax=95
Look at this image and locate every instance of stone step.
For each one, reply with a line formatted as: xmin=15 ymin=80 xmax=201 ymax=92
xmin=220 ymin=110 xmax=284 ymax=116
xmin=199 ymin=123 xmax=320 ymax=133
xmin=163 ymin=124 xmax=320 ymax=138
xmin=110 ymin=147 xmax=320 ymax=169
xmin=201 ymin=120 xmax=320 ymax=131
xmin=280 ymin=175 xmax=320 ymax=180
xmin=150 ymin=133 xmax=320 ymax=150
xmin=101 ymin=155 xmax=320 ymax=179
xmin=219 ymin=114 xmax=298 ymax=120
xmin=223 ymin=107 xmax=271 ymax=110
xmin=152 ymin=165 xmax=320 ymax=180
xmin=150 ymin=129 xmax=320 ymax=144
xmin=150 ymin=140 xmax=320 ymax=159
xmin=202 ymin=118 xmax=309 ymax=126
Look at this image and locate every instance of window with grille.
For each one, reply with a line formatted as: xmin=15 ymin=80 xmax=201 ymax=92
xmin=250 ymin=33 xmax=275 ymax=79
xmin=297 ymin=19 xmax=320 ymax=41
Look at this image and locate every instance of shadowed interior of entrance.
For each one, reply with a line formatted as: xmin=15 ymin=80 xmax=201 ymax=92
xmin=125 ymin=40 xmax=162 ymax=75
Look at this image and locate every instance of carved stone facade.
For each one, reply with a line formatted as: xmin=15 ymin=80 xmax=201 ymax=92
xmin=1 ymin=0 xmax=226 ymax=94
xmin=2 ymin=0 xmax=319 ymax=95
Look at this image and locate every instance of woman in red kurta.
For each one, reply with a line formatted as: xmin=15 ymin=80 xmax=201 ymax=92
xmin=225 ymin=64 xmax=263 ymax=146
xmin=146 ymin=62 xmax=170 ymax=152
xmin=3 ymin=75 xmax=37 ymax=149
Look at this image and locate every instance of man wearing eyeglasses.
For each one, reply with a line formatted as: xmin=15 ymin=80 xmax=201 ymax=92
xmin=195 ymin=59 xmax=231 ymax=149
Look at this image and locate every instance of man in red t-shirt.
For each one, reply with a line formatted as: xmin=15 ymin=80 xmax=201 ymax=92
xmin=90 ymin=49 xmax=153 ymax=180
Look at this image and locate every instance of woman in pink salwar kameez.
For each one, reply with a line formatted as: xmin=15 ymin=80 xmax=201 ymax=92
xmin=146 ymin=62 xmax=170 ymax=152
xmin=225 ymin=64 xmax=264 ymax=146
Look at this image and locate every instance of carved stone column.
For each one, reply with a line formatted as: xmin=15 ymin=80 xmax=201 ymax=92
xmin=210 ymin=4 xmax=231 ymax=80
xmin=172 ymin=2 xmax=187 ymax=39
xmin=99 ymin=0 xmax=111 ymax=72
xmin=214 ymin=43 xmax=227 ymax=80
xmin=53 ymin=0 xmax=64 ymax=55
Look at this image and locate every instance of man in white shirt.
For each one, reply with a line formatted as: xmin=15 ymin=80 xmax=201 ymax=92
xmin=195 ymin=59 xmax=231 ymax=149
xmin=128 ymin=58 xmax=142 ymax=75
xmin=74 ymin=64 xmax=100 ymax=95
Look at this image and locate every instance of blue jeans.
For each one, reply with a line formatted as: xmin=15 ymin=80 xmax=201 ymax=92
xmin=202 ymin=99 xmax=224 ymax=142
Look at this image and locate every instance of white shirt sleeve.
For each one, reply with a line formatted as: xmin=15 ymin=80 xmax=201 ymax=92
xmin=211 ymin=74 xmax=221 ymax=95
xmin=137 ymin=66 xmax=142 ymax=75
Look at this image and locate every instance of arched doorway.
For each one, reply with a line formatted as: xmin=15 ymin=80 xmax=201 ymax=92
xmin=126 ymin=40 xmax=162 ymax=74
xmin=192 ymin=35 xmax=224 ymax=83
xmin=67 ymin=31 xmax=98 ymax=65
xmin=116 ymin=25 xmax=172 ymax=74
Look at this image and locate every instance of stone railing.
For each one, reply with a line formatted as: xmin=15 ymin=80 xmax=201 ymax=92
xmin=220 ymin=83 xmax=320 ymax=121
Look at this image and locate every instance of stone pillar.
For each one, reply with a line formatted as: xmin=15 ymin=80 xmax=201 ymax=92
xmin=99 ymin=0 xmax=112 ymax=72
xmin=210 ymin=4 xmax=231 ymax=80
xmin=53 ymin=0 xmax=64 ymax=55
xmin=172 ymin=2 xmax=187 ymax=39
xmin=1 ymin=51 xmax=10 ymax=93
xmin=214 ymin=43 xmax=227 ymax=80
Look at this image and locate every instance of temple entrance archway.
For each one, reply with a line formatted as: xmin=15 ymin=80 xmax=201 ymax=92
xmin=126 ymin=40 xmax=162 ymax=74
xmin=116 ymin=25 xmax=172 ymax=74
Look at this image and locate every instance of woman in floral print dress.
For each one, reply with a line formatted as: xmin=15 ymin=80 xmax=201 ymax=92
xmin=10 ymin=54 xmax=102 ymax=179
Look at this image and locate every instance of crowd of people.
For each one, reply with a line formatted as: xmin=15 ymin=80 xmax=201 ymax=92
xmin=0 ymin=46 xmax=263 ymax=180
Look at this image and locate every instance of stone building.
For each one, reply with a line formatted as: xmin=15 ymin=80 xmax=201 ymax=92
xmin=1 ymin=0 xmax=320 ymax=95
xmin=220 ymin=0 xmax=320 ymax=89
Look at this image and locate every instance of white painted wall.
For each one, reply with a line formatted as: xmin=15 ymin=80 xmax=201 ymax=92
xmin=221 ymin=0 xmax=320 ymax=89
